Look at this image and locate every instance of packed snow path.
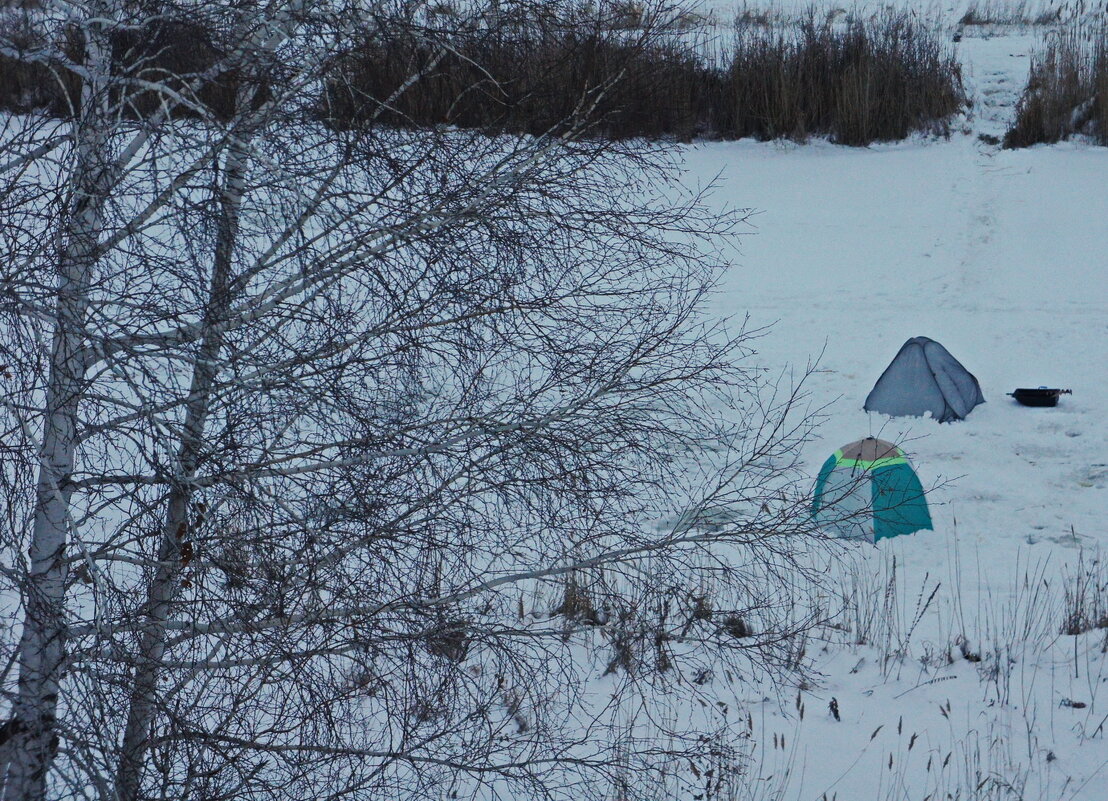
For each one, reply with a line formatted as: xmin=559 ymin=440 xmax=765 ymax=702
xmin=960 ymin=32 xmax=1036 ymax=142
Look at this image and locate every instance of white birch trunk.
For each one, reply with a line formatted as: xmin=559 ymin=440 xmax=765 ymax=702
xmin=1 ymin=11 xmax=115 ymax=801
xmin=112 ymin=131 xmax=249 ymax=801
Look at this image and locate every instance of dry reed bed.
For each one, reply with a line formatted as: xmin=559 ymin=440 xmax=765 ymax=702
xmin=1 ymin=9 xmax=965 ymax=146
xmin=0 ymin=13 xmax=269 ymax=121
xmin=1005 ymin=24 xmax=1108 ymax=147
xmin=327 ymin=11 xmax=965 ymax=145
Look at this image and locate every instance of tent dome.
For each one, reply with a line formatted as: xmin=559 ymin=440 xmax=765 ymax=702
xmin=812 ymin=437 xmax=932 ymax=542
xmin=864 ymin=336 xmax=984 ymax=423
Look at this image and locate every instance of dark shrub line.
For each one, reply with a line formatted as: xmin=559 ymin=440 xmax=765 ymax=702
xmin=1 ymin=9 xmax=965 ymax=146
xmin=325 ymin=10 xmax=964 ymax=145
xmin=320 ymin=22 xmax=712 ymax=141
xmin=0 ymin=13 xmax=272 ymax=120
xmin=958 ymin=1 xmax=1065 ymax=27
xmin=1004 ymin=26 xmax=1108 ymax=148
xmin=721 ymin=14 xmax=964 ymax=145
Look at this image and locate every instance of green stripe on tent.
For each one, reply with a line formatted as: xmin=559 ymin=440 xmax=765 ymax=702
xmin=837 ymin=456 xmax=908 ymax=470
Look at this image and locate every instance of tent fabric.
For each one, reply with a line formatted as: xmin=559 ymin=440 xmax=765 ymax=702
xmin=869 ymin=462 xmax=932 ymax=540
xmin=864 ymin=336 xmax=985 ymax=423
xmin=812 ymin=437 xmax=933 ymax=543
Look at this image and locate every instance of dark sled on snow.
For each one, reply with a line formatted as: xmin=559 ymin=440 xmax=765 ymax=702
xmin=1008 ymin=387 xmax=1072 ymax=407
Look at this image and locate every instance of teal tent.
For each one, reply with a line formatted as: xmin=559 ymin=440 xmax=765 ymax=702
xmin=812 ymin=437 xmax=932 ymax=542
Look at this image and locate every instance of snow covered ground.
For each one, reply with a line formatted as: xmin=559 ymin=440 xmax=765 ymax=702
xmin=669 ymin=21 xmax=1108 ymax=801
xmin=3 ymin=6 xmax=1103 ymax=799
xmin=697 ymin=0 xmax=1108 ymax=26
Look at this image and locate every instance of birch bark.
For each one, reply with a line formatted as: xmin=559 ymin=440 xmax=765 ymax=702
xmin=112 ymin=128 xmax=250 ymax=801
xmin=1 ymin=9 xmax=115 ymax=801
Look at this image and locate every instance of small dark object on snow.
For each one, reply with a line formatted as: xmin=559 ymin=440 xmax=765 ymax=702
xmin=829 ymin=697 xmax=841 ymax=721
xmin=721 ymin=614 xmax=752 ymax=639
xmin=1008 ymin=387 xmax=1072 ymax=407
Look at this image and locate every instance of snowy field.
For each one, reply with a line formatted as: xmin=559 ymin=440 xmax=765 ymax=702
xmin=667 ymin=20 xmax=1108 ymax=801
xmin=2 ymin=4 xmax=1104 ymax=800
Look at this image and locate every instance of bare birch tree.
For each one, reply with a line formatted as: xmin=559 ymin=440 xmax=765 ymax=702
xmin=0 ymin=2 xmax=823 ymax=800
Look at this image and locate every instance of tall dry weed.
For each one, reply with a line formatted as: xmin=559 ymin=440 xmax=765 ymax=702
xmin=1005 ymin=24 xmax=1108 ymax=147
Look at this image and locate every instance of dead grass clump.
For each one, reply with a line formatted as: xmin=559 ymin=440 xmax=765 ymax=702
xmin=0 ymin=7 xmax=269 ymax=120
xmin=1005 ymin=26 xmax=1108 ymax=147
xmin=3 ymin=5 xmax=964 ymax=145
xmin=325 ymin=9 xmax=962 ymax=145
xmin=551 ymin=572 xmax=607 ymax=625
xmin=321 ymin=15 xmax=708 ymax=141
xmin=0 ymin=13 xmax=80 ymax=115
xmin=959 ymin=1 xmax=1065 ymax=27
xmin=1060 ymin=551 xmax=1108 ymax=635
xmin=724 ymin=12 xmax=965 ymax=145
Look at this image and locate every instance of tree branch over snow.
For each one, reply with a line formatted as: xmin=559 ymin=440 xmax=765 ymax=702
xmin=0 ymin=3 xmax=826 ymax=800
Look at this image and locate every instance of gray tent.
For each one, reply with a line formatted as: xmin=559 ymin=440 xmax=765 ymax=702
xmin=864 ymin=337 xmax=985 ymax=423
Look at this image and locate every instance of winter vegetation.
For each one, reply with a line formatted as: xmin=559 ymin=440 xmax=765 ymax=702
xmin=0 ymin=1 xmax=1105 ymax=801
xmin=1005 ymin=23 xmax=1108 ymax=146
xmin=958 ymin=0 xmax=1072 ymax=26
xmin=0 ymin=2 xmax=966 ymax=145
xmin=330 ymin=8 xmax=966 ymax=145
xmin=0 ymin=2 xmax=821 ymax=800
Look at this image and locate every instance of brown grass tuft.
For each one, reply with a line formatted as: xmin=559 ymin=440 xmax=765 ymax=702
xmin=2 ymin=6 xmax=965 ymax=146
xmin=1005 ymin=26 xmax=1108 ymax=148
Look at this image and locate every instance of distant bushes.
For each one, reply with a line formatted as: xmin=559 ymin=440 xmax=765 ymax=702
xmin=1 ymin=7 xmax=965 ymax=146
xmin=0 ymin=12 xmax=270 ymax=120
xmin=0 ymin=12 xmax=78 ymax=117
xmin=321 ymin=22 xmax=709 ymax=140
xmin=723 ymin=14 xmax=965 ymax=145
xmin=325 ymin=10 xmax=964 ymax=145
xmin=958 ymin=0 xmax=1065 ymax=27
xmin=1004 ymin=26 xmax=1107 ymax=147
